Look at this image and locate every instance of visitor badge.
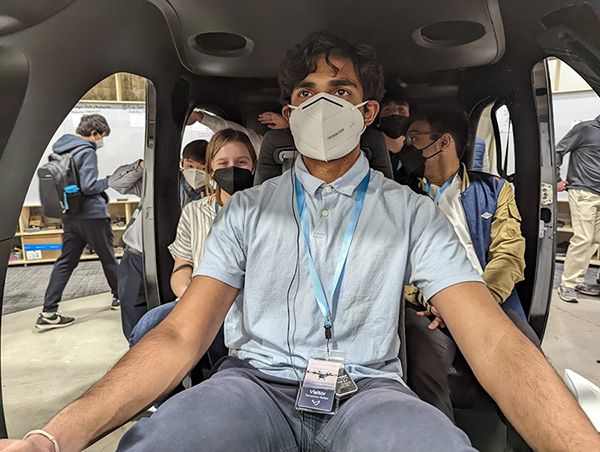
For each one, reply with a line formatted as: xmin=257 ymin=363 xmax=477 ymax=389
xmin=296 ymin=359 xmax=342 ymax=414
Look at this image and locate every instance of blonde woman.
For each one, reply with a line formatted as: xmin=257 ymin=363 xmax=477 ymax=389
xmin=129 ymin=128 xmax=257 ymax=348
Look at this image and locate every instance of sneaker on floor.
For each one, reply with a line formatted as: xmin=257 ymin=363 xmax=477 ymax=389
xmin=575 ymin=283 xmax=600 ymax=297
xmin=558 ymin=286 xmax=578 ymax=303
xmin=111 ymin=296 xmax=121 ymax=310
xmin=35 ymin=312 xmax=75 ymax=331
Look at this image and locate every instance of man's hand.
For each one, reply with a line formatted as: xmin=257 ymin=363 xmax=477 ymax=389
xmin=0 ymin=435 xmax=55 ymax=451
xmin=258 ymin=112 xmax=289 ymax=129
xmin=557 ymin=180 xmax=568 ymax=192
xmin=416 ymin=306 xmax=446 ymax=330
xmin=138 ymin=160 xmax=144 ymax=169
xmin=186 ymin=110 xmax=204 ymax=126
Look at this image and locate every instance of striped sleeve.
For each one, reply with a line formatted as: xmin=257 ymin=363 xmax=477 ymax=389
xmin=168 ymin=203 xmax=195 ymax=262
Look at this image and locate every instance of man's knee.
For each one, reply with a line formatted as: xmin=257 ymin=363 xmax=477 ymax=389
xmin=118 ymin=370 xmax=294 ymax=452
xmin=317 ymin=385 xmax=473 ymax=451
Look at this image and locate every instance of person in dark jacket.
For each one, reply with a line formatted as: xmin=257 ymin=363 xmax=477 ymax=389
xmin=555 ymin=115 xmax=600 ymax=302
xmin=398 ymin=112 xmax=539 ymax=422
xmin=36 ymin=114 xmax=119 ymax=331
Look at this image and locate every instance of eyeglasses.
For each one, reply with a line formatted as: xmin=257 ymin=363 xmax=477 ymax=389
xmin=405 ymin=131 xmax=441 ymax=146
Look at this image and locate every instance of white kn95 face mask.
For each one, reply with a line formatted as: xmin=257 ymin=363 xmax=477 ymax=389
xmin=288 ymin=92 xmax=368 ymax=162
xmin=182 ymin=168 xmax=206 ymax=190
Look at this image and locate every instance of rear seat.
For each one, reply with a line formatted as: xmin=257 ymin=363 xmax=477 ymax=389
xmin=254 ymin=128 xmax=394 ymax=185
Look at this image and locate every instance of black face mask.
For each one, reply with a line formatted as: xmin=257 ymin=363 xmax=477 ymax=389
xmin=398 ymin=138 xmax=442 ymax=179
xmin=213 ymin=166 xmax=254 ymax=195
xmin=379 ymin=115 xmax=410 ymax=139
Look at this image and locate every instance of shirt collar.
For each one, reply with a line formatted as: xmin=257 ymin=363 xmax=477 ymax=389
xmin=295 ymin=153 xmax=370 ymax=197
xmin=419 ymin=162 xmax=470 ymax=194
xmin=423 ymin=170 xmax=462 ymax=199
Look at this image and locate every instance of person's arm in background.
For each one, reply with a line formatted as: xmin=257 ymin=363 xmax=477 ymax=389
xmin=481 ymin=181 xmax=526 ymax=303
xmin=555 ymin=124 xmax=582 ymax=191
xmin=171 ymin=257 xmax=194 ymax=298
xmin=432 ymin=282 xmax=600 ymax=452
xmin=108 ymin=159 xmax=144 ymax=197
xmin=168 ymin=202 xmax=197 ymax=297
xmin=77 ymin=150 xmax=109 ymax=195
xmin=187 ymin=110 xmax=263 ymax=154
xmin=257 ymin=112 xmax=289 ymax=129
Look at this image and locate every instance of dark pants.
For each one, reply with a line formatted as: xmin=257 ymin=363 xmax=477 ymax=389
xmin=117 ymin=357 xmax=475 ymax=452
xmin=405 ymin=303 xmax=541 ymax=422
xmin=118 ymin=249 xmax=147 ymax=339
xmin=43 ymin=218 xmax=118 ymax=312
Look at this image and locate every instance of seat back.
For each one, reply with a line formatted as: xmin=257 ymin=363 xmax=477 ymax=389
xmin=254 ymin=128 xmax=394 ymax=185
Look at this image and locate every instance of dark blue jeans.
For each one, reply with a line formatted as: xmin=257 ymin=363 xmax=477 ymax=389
xmin=117 ymin=357 xmax=475 ymax=452
xmin=129 ymin=301 xmax=227 ymax=369
xmin=43 ymin=218 xmax=118 ymax=312
xmin=128 ymin=301 xmax=176 ymax=347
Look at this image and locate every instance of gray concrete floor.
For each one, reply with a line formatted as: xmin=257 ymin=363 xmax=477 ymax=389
xmin=0 ymin=287 xmax=598 ymax=451
xmin=0 ymin=292 xmax=133 ymax=451
xmin=542 ymin=290 xmax=600 ymax=387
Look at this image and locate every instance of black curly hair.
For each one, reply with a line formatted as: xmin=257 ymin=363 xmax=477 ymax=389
xmin=278 ymin=31 xmax=385 ymax=105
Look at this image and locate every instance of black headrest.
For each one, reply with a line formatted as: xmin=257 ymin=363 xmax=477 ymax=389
xmin=254 ymin=128 xmax=393 ymax=186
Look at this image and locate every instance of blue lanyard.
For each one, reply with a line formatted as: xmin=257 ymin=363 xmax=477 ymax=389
xmin=215 ymin=200 xmax=219 ymax=214
xmin=294 ymin=171 xmax=370 ymax=340
xmin=426 ymin=175 xmax=455 ymax=205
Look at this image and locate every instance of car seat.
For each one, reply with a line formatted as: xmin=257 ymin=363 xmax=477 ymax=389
xmin=254 ymin=128 xmax=394 ymax=185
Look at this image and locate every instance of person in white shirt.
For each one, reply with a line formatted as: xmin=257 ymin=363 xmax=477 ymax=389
xmin=186 ymin=109 xmax=289 ymax=156
xmin=128 ymin=128 xmax=257 ymax=350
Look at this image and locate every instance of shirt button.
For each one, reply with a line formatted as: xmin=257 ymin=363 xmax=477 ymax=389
xmin=322 ymin=209 xmax=329 ymax=217
xmin=325 ymin=186 xmax=333 ymax=193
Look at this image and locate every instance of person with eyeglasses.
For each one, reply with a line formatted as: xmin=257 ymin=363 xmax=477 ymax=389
xmin=397 ymin=111 xmax=539 ymax=424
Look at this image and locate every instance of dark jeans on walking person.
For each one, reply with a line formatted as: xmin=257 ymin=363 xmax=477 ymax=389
xmin=118 ymin=248 xmax=148 ymax=339
xmin=43 ymin=218 xmax=118 ymax=312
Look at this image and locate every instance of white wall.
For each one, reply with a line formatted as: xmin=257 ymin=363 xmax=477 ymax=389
xmin=552 ymin=91 xmax=600 ymax=200
xmin=24 ymin=102 xmax=214 ymax=205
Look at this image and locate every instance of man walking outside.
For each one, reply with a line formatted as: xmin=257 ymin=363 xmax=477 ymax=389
xmin=36 ymin=114 xmax=119 ymax=330
xmin=556 ymin=114 xmax=600 ymax=302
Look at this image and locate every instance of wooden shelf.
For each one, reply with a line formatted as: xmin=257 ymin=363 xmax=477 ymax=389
xmin=556 ymin=255 xmax=600 ymax=266
xmin=9 ymin=202 xmax=137 ymax=266
xmin=18 ymin=225 xmax=126 ymax=237
xmin=20 ymin=229 xmax=64 ymax=236
xmin=8 ymin=251 xmax=124 ymax=266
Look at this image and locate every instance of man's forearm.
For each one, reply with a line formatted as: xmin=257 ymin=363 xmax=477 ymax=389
xmin=456 ymin=305 xmax=599 ymax=450
xmin=472 ymin=326 xmax=599 ymax=451
xmin=41 ymin=322 xmax=202 ymax=452
xmin=435 ymin=282 xmax=600 ymax=451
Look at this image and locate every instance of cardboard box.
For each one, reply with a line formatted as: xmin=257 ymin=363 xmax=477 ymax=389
xmin=22 ymin=233 xmax=63 ymax=260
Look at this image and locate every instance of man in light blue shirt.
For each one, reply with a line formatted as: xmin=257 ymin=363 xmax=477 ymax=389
xmin=10 ymin=32 xmax=599 ymax=452
xmin=197 ymin=152 xmax=478 ymax=385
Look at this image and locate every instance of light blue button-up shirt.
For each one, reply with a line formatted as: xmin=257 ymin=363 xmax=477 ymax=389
xmin=196 ymin=154 xmax=481 ymax=383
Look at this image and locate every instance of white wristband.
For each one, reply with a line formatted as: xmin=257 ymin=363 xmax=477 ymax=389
xmin=23 ymin=429 xmax=60 ymax=452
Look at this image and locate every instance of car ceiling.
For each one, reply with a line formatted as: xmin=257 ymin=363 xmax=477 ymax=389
xmin=155 ymin=0 xmax=505 ymax=78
